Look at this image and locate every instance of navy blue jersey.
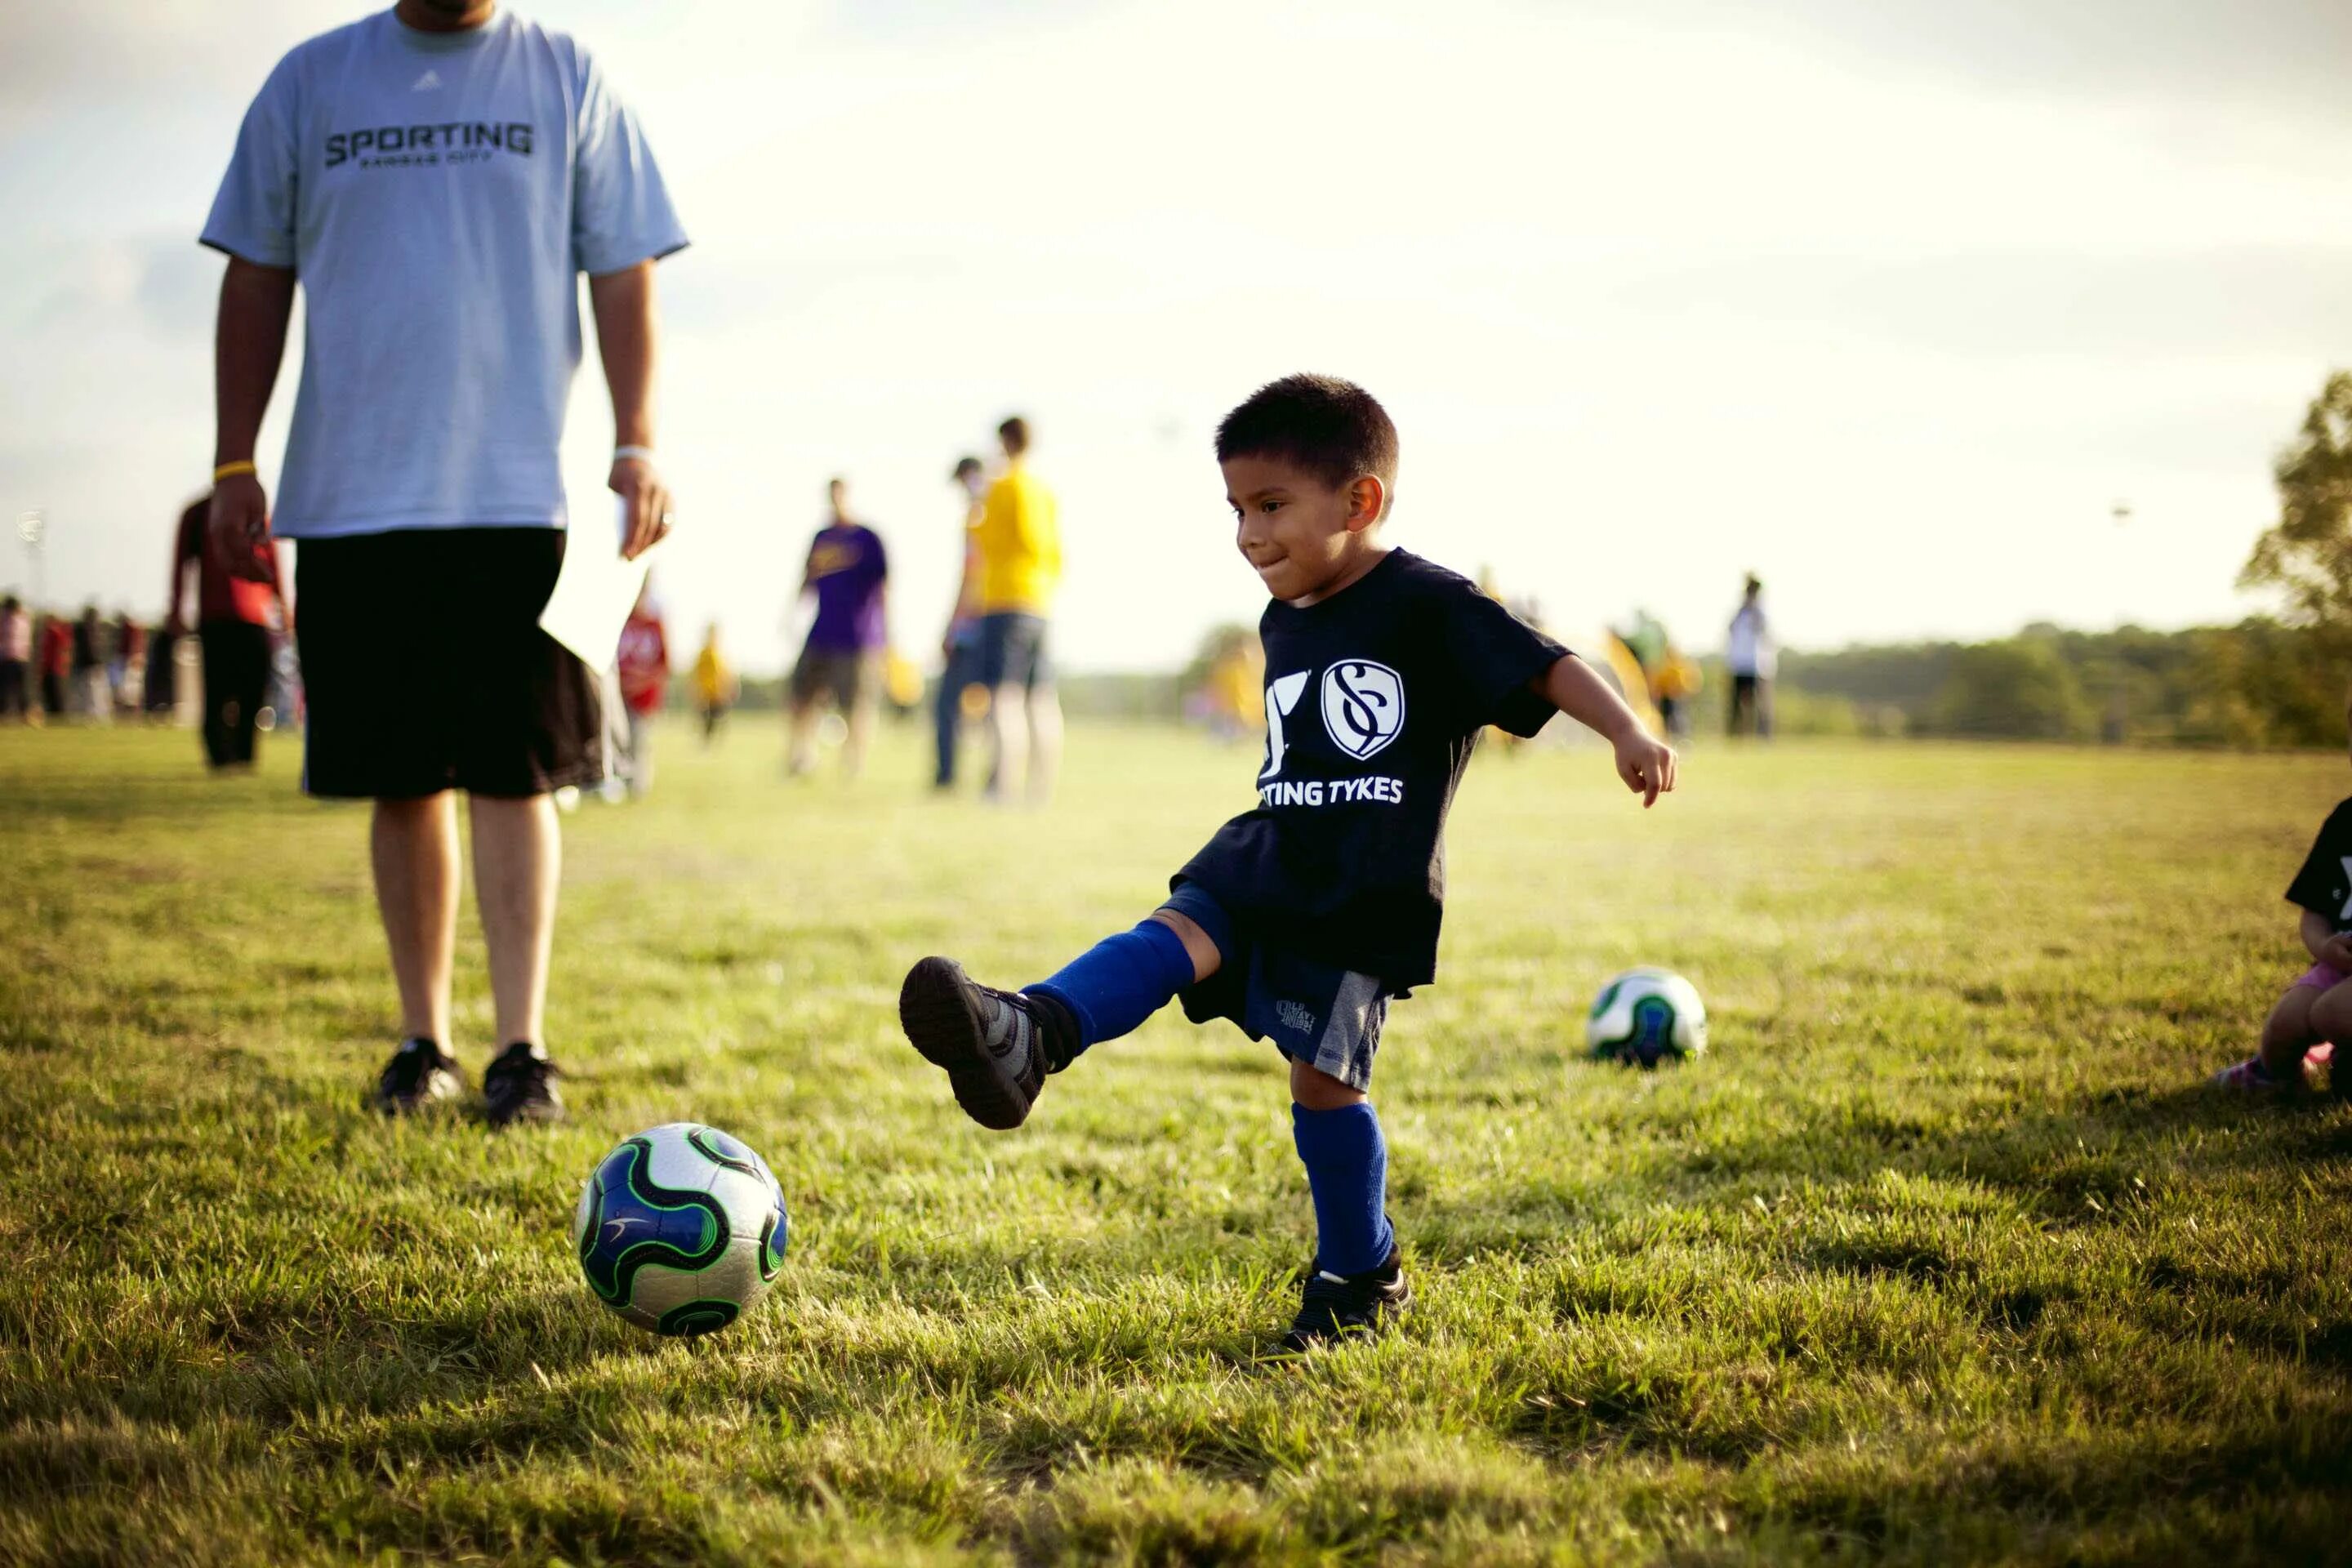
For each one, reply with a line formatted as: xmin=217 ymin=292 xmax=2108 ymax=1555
xmin=1175 ymin=550 xmax=1568 ymax=989
xmin=2287 ymin=797 xmax=2352 ymax=930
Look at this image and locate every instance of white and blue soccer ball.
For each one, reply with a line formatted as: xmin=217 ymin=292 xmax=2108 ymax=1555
xmin=1586 ymin=968 xmax=1707 ymax=1069
xmin=572 ymin=1122 xmax=788 ymax=1337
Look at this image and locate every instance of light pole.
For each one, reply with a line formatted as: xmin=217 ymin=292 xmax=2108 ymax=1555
xmin=15 ymin=509 xmax=44 ymax=609
xmin=2107 ymin=501 xmax=2131 ymax=743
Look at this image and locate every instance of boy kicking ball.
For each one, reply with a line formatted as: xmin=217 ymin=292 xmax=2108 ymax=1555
xmin=898 ymin=375 xmax=1677 ymax=1351
xmin=2216 ymin=692 xmax=2352 ymax=1095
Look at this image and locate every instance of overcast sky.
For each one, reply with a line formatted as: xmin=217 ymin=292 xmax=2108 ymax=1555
xmin=4 ymin=0 xmax=2350 ymax=671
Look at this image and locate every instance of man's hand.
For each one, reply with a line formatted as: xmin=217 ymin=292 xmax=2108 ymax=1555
xmin=209 ymin=471 xmax=274 ymax=581
xmin=610 ymin=455 xmax=673 ymax=561
xmin=1612 ymin=725 xmax=1678 ymax=808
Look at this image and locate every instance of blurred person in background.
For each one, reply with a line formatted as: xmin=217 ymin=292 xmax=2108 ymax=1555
xmin=613 ymin=581 xmax=669 ymax=797
xmin=1653 ymin=644 xmax=1701 ymax=739
xmin=37 ymin=612 xmax=70 ymax=721
xmin=71 ymin=607 xmax=107 ymax=722
xmin=0 ymin=596 xmax=29 ymax=721
xmin=108 ymin=612 xmax=146 ymax=715
xmin=201 ymin=0 xmax=686 ymax=1125
xmin=692 ymin=621 xmax=736 ymax=745
xmin=933 ymin=455 xmax=989 ymax=791
xmin=973 ymin=416 xmax=1063 ymax=805
xmin=1726 ymin=573 xmax=1775 ymax=739
xmin=787 ymin=478 xmax=889 ymax=779
xmin=169 ymin=492 xmax=287 ymax=768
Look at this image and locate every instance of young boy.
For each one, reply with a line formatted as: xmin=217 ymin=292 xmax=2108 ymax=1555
xmin=2216 ymin=693 xmax=2352 ymax=1094
xmin=896 ymin=375 xmax=1677 ymax=1350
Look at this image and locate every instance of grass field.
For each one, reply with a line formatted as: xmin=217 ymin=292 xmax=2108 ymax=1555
xmin=3 ymin=721 xmax=2351 ymax=1566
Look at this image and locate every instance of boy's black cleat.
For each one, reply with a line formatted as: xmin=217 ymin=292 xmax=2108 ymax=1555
xmin=1279 ymin=1245 xmax=1411 ymax=1354
xmin=898 ymin=956 xmax=1075 ymax=1129
xmin=482 ymin=1042 xmax=565 ymax=1128
xmin=372 ymin=1037 xmax=462 ymax=1116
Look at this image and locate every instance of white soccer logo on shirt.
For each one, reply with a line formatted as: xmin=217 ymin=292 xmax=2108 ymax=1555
xmin=1260 ymin=671 xmax=1311 ymax=780
xmin=1321 ymin=660 xmax=1405 ymax=761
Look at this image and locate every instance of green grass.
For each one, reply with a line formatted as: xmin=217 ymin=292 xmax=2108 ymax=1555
xmin=2 ymin=723 xmax=2350 ymax=1565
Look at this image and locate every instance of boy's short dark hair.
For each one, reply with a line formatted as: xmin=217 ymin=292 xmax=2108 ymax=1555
xmin=951 ymin=456 xmax=983 ymax=480
xmin=1215 ymin=374 xmax=1398 ymax=506
xmin=998 ymin=416 xmax=1030 ymax=456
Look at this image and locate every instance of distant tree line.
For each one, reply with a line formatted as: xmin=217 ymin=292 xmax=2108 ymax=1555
xmin=1766 ymin=620 xmax=2339 ymax=746
xmin=1774 ymin=371 xmax=2352 ymax=748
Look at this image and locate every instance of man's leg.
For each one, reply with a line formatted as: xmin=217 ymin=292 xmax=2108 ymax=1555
xmin=470 ymin=792 xmax=561 ymax=1050
xmin=229 ymin=625 xmax=270 ymax=764
xmin=1026 ymin=682 xmax=1063 ymax=807
xmin=932 ymin=648 xmax=965 ymax=788
xmin=372 ymin=793 xmax=460 ymax=1045
xmin=987 ymin=681 xmax=1027 ymax=802
xmin=843 ymin=662 xmax=876 ymax=779
xmin=198 ymin=626 xmax=234 ymax=767
xmin=627 ymin=708 xmax=655 ymax=795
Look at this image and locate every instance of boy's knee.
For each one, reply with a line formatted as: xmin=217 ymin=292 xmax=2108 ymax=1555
xmin=1145 ymin=908 xmax=1222 ymax=984
xmin=2264 ymin=987 xmax=2315 ymax=1046
xmin=2309 ymin=982 xmax=2352 ymax=1042
xmin=1290 ymin=1057 xmax=1365 ymax=1110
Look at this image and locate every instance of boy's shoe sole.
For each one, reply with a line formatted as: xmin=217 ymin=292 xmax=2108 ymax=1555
xmin=898 ymin=956 xmax=1040 ymax=1130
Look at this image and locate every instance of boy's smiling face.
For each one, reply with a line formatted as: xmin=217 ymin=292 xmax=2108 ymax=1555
xmin=1223 ymin=454 xmax=1388 ymax=607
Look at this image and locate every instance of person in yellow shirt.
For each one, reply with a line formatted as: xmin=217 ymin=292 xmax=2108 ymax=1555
xmin=691 ymin=621 xmax=737 ymax=746
xmin=972 ymin=416 xmax=1063 ymax=804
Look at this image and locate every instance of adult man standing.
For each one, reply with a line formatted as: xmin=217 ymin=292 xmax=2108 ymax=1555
xmin=1726 ymin=573 xmax=1775 ymax=739
xmin=786 ymin=479 xmax=889 ymax=779
xmin=973 ymin=416 xmax=1063 ymax=804
xmin=203 ymin=0 xmax=686 ymax=1124
xmin=167 ymin=494 xmax=286 ymax=769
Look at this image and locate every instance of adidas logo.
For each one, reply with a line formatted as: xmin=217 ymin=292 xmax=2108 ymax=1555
xmin=411 ymin=69 xmax=442 ymax=91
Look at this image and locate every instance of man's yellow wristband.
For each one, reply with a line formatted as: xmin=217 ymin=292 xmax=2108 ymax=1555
xmin=213 ymin=461 xmax=257 ymax=483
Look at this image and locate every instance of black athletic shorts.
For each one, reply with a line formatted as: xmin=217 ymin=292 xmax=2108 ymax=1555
xmin=295 ymin=528 xmax=603 ymax=800
xmin=791 ymin=646 xmax=878 ymax=710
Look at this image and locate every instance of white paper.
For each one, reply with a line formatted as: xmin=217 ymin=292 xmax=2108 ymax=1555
xmin=539 ymin=495 xmax=663 ymax=666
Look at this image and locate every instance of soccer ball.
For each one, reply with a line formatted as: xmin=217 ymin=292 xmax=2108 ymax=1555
xmin=1586 ymin=968 xmax=1707 ymax=1069
xmin=572 ymin=1122 xmax=789 ymax=1337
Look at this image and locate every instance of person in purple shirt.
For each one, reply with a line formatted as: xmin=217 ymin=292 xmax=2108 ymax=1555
xmin=788 ymin=479 xmax=889 ymax=778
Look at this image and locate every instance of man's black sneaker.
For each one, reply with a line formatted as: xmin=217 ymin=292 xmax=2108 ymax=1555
xmin=1280 ymin=1245 xmax=1411 ymax=1354
xmin=482 ymin=1043 xmax=565 ymax=1128
xmin=898 ymin=957 xmax=1076 ymax=1129
xmin=372 ymin=1037 xmax=462 ymax=1116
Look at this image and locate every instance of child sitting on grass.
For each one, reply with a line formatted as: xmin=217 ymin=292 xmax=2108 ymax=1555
xmin=896 ymin=374 xmax=1677 ymax=1351
xmin=2218 ymin=694 xmax=2352 ymax=1094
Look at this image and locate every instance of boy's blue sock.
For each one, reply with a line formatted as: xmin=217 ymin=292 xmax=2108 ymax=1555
xmin=1027 ymin=918 xmax=1196 ymax=1055
xmin=1291 ymin=1102 xmax=1396 ymax=1276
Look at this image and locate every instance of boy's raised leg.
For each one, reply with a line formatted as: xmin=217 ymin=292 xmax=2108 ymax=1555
xmin=898 ymin=908 xmax=1218 ymax=1129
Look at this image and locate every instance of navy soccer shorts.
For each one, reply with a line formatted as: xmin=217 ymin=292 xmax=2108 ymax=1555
xmin=1162 ymin=883 xmax=1388 ymax=1091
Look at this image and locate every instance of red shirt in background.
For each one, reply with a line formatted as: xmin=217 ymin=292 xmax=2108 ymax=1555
xmin=617 ymin=609 xmax=670 ymax=716
xmin=38 ymin=618 xmax=71 ymax=677
xmin=172 ymin=499 xmax=283 ymax=627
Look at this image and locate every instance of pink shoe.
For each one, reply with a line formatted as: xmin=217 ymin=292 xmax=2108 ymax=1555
xmin=2306 ymin=1041 xmax=2336 ymax=1094
xmin=2211 ymin=1057 xmax=2289 ymax=1094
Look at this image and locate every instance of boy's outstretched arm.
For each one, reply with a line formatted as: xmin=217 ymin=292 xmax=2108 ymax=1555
xmin=1534 ymin=654 xmax=1678 ymax=807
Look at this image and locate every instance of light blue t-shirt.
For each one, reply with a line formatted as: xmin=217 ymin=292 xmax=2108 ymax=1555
xmin=201 ymin=9 xmax=688 ymax=539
